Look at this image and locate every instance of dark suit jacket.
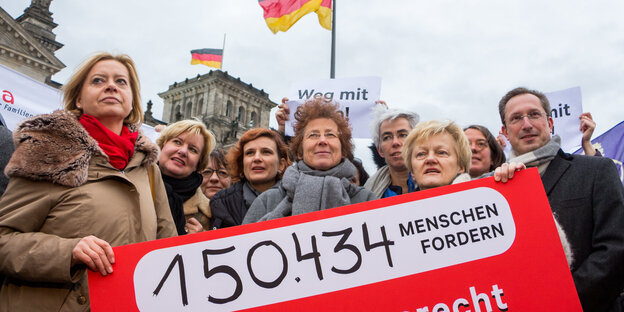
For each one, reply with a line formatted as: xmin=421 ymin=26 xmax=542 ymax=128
xmin=542 ymin=149 xmax=624 ymax=312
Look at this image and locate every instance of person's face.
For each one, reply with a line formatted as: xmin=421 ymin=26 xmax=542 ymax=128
xmin=377 ymin=117 xmax=412 ymax=171
xmin=301 ymin=118 xmax=343 ymax=170
xmin=158 ymin=131 xmax=205 ymax=179
xmin=501 ymin=93 xmax=553 ymax=156
xmin=411 ymin=133 xmax=464 ymax=191
xmin=465 ymin=128 xmax=492 ymax=177
xmin=201 ymin=159 xmax=231 ymax=199
xmin=77 ymin=60 xmax=133 ymax=127
xmin=243 ymin=136 xmax=284 ymax=189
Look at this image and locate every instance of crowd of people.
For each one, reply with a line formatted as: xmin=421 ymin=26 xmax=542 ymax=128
xmin=0 ymin=52 xmax=622 ymax=312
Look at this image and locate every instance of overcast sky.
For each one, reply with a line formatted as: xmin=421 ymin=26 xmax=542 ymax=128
xmin=3 ymin=1 xmax=623 ymax=172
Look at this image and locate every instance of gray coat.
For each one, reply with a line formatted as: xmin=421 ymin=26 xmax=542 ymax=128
xmin=243 ymin=160 xmax=377 ymax=224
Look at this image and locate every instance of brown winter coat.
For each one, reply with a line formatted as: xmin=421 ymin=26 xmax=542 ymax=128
xmin=0 ymin=110 xmax=177 ymax=312
xmin=183 ymin=188 xmax=212 ymax=230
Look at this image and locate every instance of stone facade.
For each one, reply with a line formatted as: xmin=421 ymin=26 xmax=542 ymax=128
xmin=158 ymin=70 xmax=277 ymax=147
xmin=0 ymin=1 xmax=64 ymax=87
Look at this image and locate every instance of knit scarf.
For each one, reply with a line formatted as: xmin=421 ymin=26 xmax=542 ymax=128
xmin=261 ymin=159 xmax=359 ymax=220
xmin=161 ymin=171 xmax=203 ymax=235
xmin=508 ymin=135 xmax=561 ymax=175
xmin=79 ymin=114 xmax=137 ymax=170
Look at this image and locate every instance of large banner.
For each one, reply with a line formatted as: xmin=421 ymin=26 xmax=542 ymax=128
xmin=284 ymin=76 xmax=381 ymax=139
xmin=0 ymin=64 xmax=63 ymax=130
xmin=89 ymin=169 xmax=580 ymax=311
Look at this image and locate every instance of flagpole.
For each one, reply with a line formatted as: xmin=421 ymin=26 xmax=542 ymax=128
xmin=221 ymin=33 xmax=226 ymax=70
xmin=330 ymin=0 xmax=336 ymax=78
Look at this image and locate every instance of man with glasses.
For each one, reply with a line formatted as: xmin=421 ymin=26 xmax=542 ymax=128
xmin=364 ymin=105 xmax=420 ymax=198
xmin=499 ymin=87 xmax=624 ymax=312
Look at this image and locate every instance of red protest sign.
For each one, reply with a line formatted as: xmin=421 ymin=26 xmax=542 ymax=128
xmin=88 ymin=168 xmax=581 ymax=311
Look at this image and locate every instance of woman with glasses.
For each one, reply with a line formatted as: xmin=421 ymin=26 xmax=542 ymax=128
xmin=463 ymin=125 xmax=506 ymax=178
xmin=201 ymin=149 xmax=232 ymax=199
xmin=243 ymin=98 xmax=376 ymax=224
xmin=210 ymin=128 xmax=291 ymax=229
xmin=157 ymin=119 xmax=216 ymax=235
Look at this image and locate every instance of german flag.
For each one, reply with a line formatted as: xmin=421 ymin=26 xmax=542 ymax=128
xmin=259 ymin=0 xmax=332 ymax=34
xmin=190 ymin=49 xmax=223 ymax=69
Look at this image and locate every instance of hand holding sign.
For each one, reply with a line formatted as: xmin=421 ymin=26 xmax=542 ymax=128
xmin=275 ymin=98 xmax=291 ymax=135
xmin=72 ymin=235 xmax=115 ymax=276
xmin=579 ymin=112 xmax=597 ymax=156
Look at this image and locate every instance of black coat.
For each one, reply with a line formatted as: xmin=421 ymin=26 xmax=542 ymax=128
xmin=210 ymin=181 xmax=248 ymax=229
xmin=0 ymin=125 xmax=14 ymax=197
xmin=543 ymin=149 xmax=624 ymax=312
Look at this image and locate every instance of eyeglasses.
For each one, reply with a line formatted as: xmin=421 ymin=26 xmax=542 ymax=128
xmin=202 ymin=168 xmax=229 ymax=179
xmin=506 ymin=111 xmax=547 ymax=125
xmin=470 ymin=140 xmax=489 ymax=151
xmin=305 ymin=131 xmax=339 ymax=141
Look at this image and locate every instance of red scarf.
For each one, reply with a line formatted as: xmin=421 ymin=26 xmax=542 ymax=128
xmin=79 ymin=114 xmax=138 ymax=170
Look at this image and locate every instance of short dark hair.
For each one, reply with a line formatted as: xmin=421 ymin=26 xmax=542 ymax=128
xmin=209 ymin=148 xmax=228 ymax=170
xmin=464 ymin=125 xmax=506 ymax=171
xmin=352 ymin=158 xmax=369 ymax=186
xmin=498 ymin=87 xmax=551 ymax=125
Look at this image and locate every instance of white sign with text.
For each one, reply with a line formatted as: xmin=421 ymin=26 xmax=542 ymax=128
xmin=284 ymin=76 xmax=381 ymax=139
xmin=546 ymin=86 xmax=583 ymax=153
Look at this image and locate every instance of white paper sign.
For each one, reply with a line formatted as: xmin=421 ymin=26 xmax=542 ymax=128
xmin=285 ymin=77 xmax=381 ymax=139
xmin=545 ymin=86 xmax=583 ymax=153
xmin=0 ymin=64 xmax=63 ymax=131
xmin=140 ymin=124 xmax=160 ymax=144
xmin=132 ymin=187 xmax=515 ymax=312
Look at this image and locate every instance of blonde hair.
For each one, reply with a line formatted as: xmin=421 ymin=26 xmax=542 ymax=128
xmin=157 ymin=119 xmax=216 ymax=172
xmin=63 ymin=52 xmax=143 ymax=124
xmin=402 ymin=120 xmax=471 ymax=174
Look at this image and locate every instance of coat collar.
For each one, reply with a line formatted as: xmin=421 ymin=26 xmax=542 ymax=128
xmin=540 ymin=149 xmax=572 ymax=195
xmin=5 ymin=110 xmax=159 ymax=187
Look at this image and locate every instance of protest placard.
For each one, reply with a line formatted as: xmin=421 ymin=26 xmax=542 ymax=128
xmin=89 ymin=168 xmax=580 ymax=311
xmin=546 ymin=86 xmax=583 ymax=152
xmin=284 ymin=76 xmax=381 ymax=139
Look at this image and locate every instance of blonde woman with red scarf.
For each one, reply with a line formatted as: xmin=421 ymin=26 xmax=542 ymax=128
xmin=0 ymin=52 xmax=177 ymax=312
